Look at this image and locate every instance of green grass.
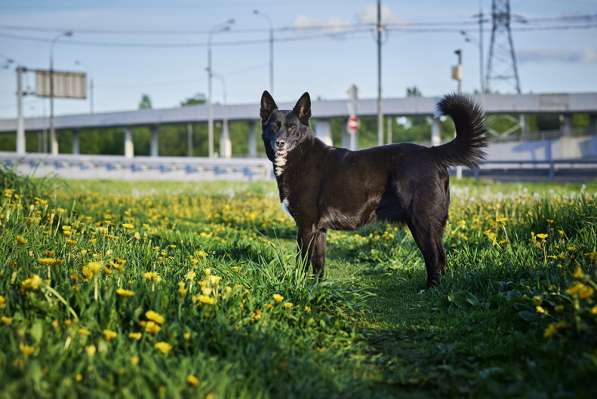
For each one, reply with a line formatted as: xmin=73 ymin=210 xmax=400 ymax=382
xmin=1 ymin=170 xmax=596 ymax=398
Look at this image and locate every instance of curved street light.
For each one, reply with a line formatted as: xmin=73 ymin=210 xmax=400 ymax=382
xmin=207 ymin=19 xmax=234 ymax=158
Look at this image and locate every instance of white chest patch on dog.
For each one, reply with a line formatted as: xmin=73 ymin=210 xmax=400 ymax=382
xmin=280 ymin=198 xmax=291 ymax=216
xmin=274 ymin=149 xmax=288 ymax=176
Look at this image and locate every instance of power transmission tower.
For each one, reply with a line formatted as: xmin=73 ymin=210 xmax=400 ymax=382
xmin=485 ymin=0 xmax=521 ymax=93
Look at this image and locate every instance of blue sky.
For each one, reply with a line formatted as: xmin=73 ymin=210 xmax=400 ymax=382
xmin=0 ymin=0 xmax=596 ymax=119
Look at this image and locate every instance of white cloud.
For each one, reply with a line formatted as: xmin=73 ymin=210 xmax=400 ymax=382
xmin=293 ymin=3 xmax=406 ymax=32
xmin=518 ymin=48 xmax=597 ymax=64
xmin=357 ymin=4 xmax=405 ymax=25
xmin=292 ymin=15 xmax=352 ymax=32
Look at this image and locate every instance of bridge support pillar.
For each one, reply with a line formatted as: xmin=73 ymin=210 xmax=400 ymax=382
xmin=72 ymin=129 xmax=80 ymax=155
xmin=50 ymin=130 xmax=59 ymax=155
xmin=150 ymin=126 xmax=159 ymax=157
xmin=220 ymin=120 xmax=231 ymax=158
xmin=431 ymin=117 xmax=441 ymax=146
xmin=519 ymin=114 xmax=529 ymax=138
xmin=314 ymin=119 xmax=332 ymax=146
xmin=248 ymin=120 xmax=257 ymax=157
xmin=560 ymin=114 xmax=572 ymax=137
xmin=124 ymin=128 xmax=134 ymax=159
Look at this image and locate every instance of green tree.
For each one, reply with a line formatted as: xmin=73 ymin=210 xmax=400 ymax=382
xmin=138 ymin=94 xmax=152 ymax=110
xmin=181 ymin=93 xmax=207 ymax=106
xmin=406 ymin=86 xmax=422 ymax=97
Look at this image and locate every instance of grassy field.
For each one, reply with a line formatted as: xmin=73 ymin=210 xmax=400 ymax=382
xmin=0 ymin=171 xmax=596 ymax=398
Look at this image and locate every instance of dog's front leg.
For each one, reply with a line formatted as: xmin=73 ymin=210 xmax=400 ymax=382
xmin=297 ymin=226 xmax=327 ymax=278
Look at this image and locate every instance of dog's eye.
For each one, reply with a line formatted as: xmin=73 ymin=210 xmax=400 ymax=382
xmin=286 ymin=124 xmax=296 ymax=130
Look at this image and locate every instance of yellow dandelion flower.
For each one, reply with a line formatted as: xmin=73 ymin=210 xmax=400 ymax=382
xmin=1 ymin=316 xmax=12 ymax=325
xmin=252 ymin=309 xmax=262 ymax=321
xmin=195 ymin=295 xmax=217 ymax=305
xmin=535 ymin=305 xmax=546 ymax=314
xmin=128 ymin=332 xmax=142 ymax=341
xmin=21 ymin=274 xmax=42 ymax=291
xmin=143 ymin=321 xmax=161 ymax=334
xmin=573 ymin=266 xmax=585 ymax=279
xmin=145 ymin=310 xmax=165 ymax=325
xmin=116 ymin=288 xmax=135 ymax=298
xmin=283 ymin=302 xmax=294 ymax=310
xmin=75 ymin=373 xmax=83 ymax=382
xmin=131 ymin=355 xmax=140 ymax=365
xmin=143 ymin=271 xmax=161 ymax=282
xmin=566 ymin=282 xmax=594 ymax=299
xmin=532 ymin=296 xmax=542 ymax=306
xmin=208 ymin=275 xmax=221 ymax=285
xmin=186 ymin=374 xmax=199 ymax=386
xmin=102 ymin=329 xmax=118 ymax=341
xmin=535 ymin=233 xmax=548 ymax=240
xmin=38 ymin=257 xmax=63 ymax=266
xmin=82 ymin=262 xmax=102 ymax=280
xmin=154 ymin=341 xmax=172 ymax=354
xmin=591 ymin=305 xmax=597 ymax=315
xmin=85 ymin=345 xmax=96 ymax=357
xmin=186 ymin=271 xmax=196 ymax=281
xmin=273 ymin=293 xmax=284 ymax=303
xmin=19 ymin=343 xmax=35 ymax=356
xmin=544 ymin=323 xmax=558 ymax=338
xmin=0 ymin=295 xmax=5 ymax=308
xmin=122 ymin=223 xmax=134 ymax=230
xmin=304 ymin=305 xmax=312 ymax=313
xmin=78 ymin=327 xmax=91 ymax=337
xmin=178 ymin=282 xmax=188 ymax=297
xmin=16 ymin=235 xmax=28 ymax=245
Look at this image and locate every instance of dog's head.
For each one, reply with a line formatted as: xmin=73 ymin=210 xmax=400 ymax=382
xmin=260 ymin=91 xmax=312 ymax=163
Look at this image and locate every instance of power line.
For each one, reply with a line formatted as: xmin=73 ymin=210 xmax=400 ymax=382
xmin=0 ymin=13 xmax=594 ymax=36
xmin=0 ymin=29 xmax=372 ymax=48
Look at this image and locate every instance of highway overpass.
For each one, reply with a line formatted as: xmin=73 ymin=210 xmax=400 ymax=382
xmin=1 ymin=92 xmax=596 ymax=158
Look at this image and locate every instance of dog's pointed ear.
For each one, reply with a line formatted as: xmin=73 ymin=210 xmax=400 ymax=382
xmin=293 ymin=92 xmax=311 ymax=125
xmin=260 ymin=90 xmax=277 ymax=123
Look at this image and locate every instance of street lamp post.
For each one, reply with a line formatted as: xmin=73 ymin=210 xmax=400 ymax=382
xmin=49 ymin=31 xmax=73 ymax=155
xmin=207 ymin=19 xmax=234 ymax=158
xmin=376 ymin=0 xmax=384 ymax=146
xmin=253 ymin=10 xmax=274 ymax=94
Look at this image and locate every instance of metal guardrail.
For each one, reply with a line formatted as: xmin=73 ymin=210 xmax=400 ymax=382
xmin=469 ymin=159 xmax=597 ymax=180
xmin=1 ymin=153 xmax=595 ymax=181
xmin=0 ymin=153 xmax=273 ymax=181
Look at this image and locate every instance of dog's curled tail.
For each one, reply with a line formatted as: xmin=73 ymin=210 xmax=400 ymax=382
xmin=430 ymin=94 xmax=488 ymax=168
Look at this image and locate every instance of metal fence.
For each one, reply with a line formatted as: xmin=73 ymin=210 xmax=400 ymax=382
xmin=1 ymin=152 xmax=595 ymax=182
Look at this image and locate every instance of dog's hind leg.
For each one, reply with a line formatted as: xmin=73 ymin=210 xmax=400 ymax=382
xmin=408 ymin=219 xmax=443 ymax=288
xmin=297 ymin=226 xmax=327 ymax=278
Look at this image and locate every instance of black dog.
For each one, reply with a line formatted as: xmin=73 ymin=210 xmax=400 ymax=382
xmin=260 ymin=91 xmax=487 ymax=287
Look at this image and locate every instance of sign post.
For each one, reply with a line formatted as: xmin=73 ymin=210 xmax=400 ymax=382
xmin=346 ymin=84 xmax=359 ymax=151
xmin=35 ymin=69 xmax=87 ymax=155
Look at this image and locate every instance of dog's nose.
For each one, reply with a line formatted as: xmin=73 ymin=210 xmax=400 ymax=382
xmin=275 ymin=139 xmax=285 ymax=148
